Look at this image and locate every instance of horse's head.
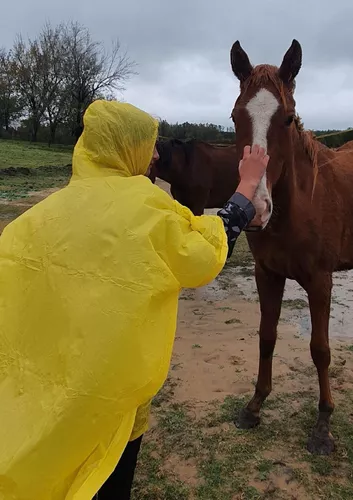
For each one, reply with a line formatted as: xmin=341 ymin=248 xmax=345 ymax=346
xmin=154 ymin=139 xmax=206 ymax=214
xmin=155 ymin=140 xmax=172 ymax=183
xmin=230 ymin=39 xmax=302 ymax=230
xmin=155 ymin=139 xmax=183 ymax=185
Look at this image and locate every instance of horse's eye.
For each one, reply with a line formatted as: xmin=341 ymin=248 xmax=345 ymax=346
xmin=285 ymin=115 xmax=294 ymax=127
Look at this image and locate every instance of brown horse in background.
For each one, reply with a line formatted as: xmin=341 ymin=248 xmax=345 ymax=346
xmin=229 ymin=39 xmax=353 ymax=455
xmin=336 ymin=140 xmax=353 ymax=151
xmin=151 ymin=139 xmax=238 ymax=215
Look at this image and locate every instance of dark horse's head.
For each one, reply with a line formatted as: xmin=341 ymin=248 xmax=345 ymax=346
xmin=147 ymin=138 xmax=206 ymax=214
xmin=230 ymin=39 xmax=302 ymax=230
xmin=147 ymin=139 xmax=180 ymax=184
xmin=155 ymin=139 xmax=189 ymax=185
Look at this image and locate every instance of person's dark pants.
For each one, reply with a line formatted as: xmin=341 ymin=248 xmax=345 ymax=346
xmin=95 ymin=435 xmax=143 ymax=499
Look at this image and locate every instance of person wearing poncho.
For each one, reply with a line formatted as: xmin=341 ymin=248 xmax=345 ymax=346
xmin=0 ymin=100 xmax=268 ymax=500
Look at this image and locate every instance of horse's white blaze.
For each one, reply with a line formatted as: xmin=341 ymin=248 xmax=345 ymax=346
xmin=246 ymin=88 xmax=279 ymax=150
xmin=245 ymin=88 xmax=279 ymax=226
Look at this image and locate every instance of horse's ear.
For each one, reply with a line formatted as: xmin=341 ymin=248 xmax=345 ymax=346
xmin=279 ymin=39 xmax=302 ymax=84
xmin=230 ymin=41 xmax=253 ymax=82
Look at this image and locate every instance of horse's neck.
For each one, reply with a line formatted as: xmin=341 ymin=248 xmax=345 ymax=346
xmin=287 ymin=131 xmax=317 ymax=196
xmin=272 ymin=132 xmax=316 ymax=222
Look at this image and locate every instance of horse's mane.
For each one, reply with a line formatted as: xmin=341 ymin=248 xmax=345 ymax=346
xmin=293 ymin=115 xmax=321 ymax=170
xmin=294 ymin=115 xmax=323 ymax=197
xmin=174 ymin=139 xmax=196 ymax=166
xmin=169 ymin=138 xmax=186 ymax=147
xmin=242 ymin=65 xmax=286 ymax=92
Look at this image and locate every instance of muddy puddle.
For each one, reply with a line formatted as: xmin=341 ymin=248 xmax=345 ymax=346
xmin=181 ymin=265 xmax=353 ymax=340
xmin=180 ymin=205 xmax=353 ymax=340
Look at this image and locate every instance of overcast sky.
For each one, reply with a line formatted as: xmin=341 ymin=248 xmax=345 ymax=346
xmin=1 ymin=0 xmax=352 ymax=130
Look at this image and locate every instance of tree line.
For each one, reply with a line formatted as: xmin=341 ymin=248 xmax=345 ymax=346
xmin=0 ymin=21 xmax=136 ymax=144
xmin=158 ymin=120 xmax=235 ymax=143
xmin=158 ymin=121 xmax=353 ymax=147
xmin=315 ymin=128 xmax=353 ymax=148
xmin=0 ymin=22 xmax=351 ymax=148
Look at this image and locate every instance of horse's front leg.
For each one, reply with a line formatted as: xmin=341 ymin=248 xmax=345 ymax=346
xmin=237 ymin=264 xmax=286 ymax=428
xmin=304 ymin=272 xmax=335 ymax=455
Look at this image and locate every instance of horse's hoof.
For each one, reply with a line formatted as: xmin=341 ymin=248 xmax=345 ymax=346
xmin=235 ymin=407 xmax=260 ymax=430
xmin=307 ymin=431 xmax=335 ymax=455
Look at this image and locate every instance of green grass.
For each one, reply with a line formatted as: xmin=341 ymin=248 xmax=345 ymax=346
xmin=226 ymin=232 xmax=253 ymax=268
xmin=225 ymin=318 xmax=242 ymax=325
xmin=0 ymin=139 xmax=72 ymax=169
xmin=132 ymin=442 xmax=190 ymax=499
xmin=133 ymin=382 xmax=353 ymax=499
xmin=0 ymin=165 xmax=71 ymax=201
xmin=215 ymin=233 xmax=253 ymax=293
xmin=0 ymin=140 xmax=72 ymax=202
xmin=282 ymin=299 xmax=308 ymax=310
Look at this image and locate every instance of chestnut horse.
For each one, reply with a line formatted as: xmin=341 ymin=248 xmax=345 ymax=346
xmin=337 ymin=140 xmax=353 ymax=151
xmin=229 ymin=39 xmax=353 ymax=455
xmin=151 ymin=139 xmax=238 ymax=215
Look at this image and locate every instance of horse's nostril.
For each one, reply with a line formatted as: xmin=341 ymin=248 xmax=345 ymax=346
xmin=267 ymin=199 xmax=272 ymax=213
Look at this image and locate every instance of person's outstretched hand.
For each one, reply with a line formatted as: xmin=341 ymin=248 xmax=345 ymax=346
xmin=236 ymin=145 xmax=269 ymax=201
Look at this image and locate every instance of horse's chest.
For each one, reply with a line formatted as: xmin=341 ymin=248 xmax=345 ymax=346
xmin=247 ymin=233 xmax=315 ymax=279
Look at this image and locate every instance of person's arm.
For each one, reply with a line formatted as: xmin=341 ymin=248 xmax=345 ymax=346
xmin=153 ymin=198 xmax=228 ymax=289
xmin=217 ymin=192 xmax=255 ymax=259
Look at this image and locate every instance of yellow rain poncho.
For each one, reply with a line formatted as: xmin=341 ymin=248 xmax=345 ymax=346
xmin=0 ymin=100 xmax=228 ymax=499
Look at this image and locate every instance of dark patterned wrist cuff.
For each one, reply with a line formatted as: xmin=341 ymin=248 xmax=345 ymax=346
xmin=228 ymin=193 xmax=256 ymax=223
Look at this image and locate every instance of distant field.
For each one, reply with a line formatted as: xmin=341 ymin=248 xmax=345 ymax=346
xmin=0 ymin=139 xmax=73 ymax=169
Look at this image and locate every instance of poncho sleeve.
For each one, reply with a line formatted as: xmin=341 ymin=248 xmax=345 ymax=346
xmin=144 ymin=188 xmax=228 ymax=288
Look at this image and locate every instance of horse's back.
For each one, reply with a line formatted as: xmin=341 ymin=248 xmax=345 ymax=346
xmin=330 ymin=146 xmax=353 ymax=183
xmin=336 ymin=140 xmax=353 ymax=152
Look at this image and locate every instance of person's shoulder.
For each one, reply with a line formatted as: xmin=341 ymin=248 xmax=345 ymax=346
xmin=127 ymin=176 xmax=176 ymax=209
xmin=133 ymin=178 xmax=196 ymax=219
xmin=74 ymin=175 xmax=178 ymax=213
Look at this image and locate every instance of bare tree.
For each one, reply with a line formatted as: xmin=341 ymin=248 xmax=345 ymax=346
xmin=12 ymin=36 xmax=50 ymax=141
xmin=10 ymin=21 xmax=136 ymax=144
xmin=12 ymin=23 xmax=69 ymax=143
xmin=63 ymin=22 xmax=136 ymax=141
xmin=0 ymin=48 xmax=23 ymax=133
xmin=39 ymin=23 xmax=70 ymax=144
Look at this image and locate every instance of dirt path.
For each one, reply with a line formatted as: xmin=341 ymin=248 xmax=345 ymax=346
xmin=175 ymin=286 xmax=353 ymax=405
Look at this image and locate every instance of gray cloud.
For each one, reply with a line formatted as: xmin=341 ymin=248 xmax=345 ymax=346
xmin=1 ymin=0 xmax=352 ymax=129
